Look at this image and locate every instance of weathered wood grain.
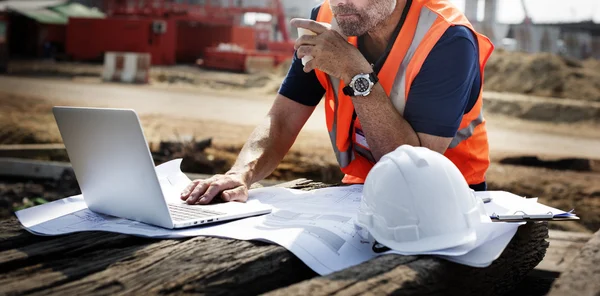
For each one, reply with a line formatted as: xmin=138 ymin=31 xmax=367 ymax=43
xmin=0 ymin=219 xmax=316 ymax=296
xmin=267 ymin=222 xmax=550 ymax=296
xmin=0 ymin=157 xmax=70 ymax=180
xmin=548 ymin=228 xmax=600 ymax=296
xmin=535 ymin=230 xmax=593 ymax=273
xmin=0 ymin=145 xmax=66 ymax=160
xmin=0 ymin=181 xmax=552 ymax=296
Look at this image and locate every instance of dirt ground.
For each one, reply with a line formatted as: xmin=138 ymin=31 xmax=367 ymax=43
xmin=8 ymin=48 xmax=600 ymax=102
xmin=1 ymin=89 xmax=599 ymax=234
xmin=6 ymin=60 xmax=290 ymax=97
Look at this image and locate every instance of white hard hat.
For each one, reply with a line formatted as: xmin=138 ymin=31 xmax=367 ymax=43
xmin=356 ymin=145 xmax=488 ymax=253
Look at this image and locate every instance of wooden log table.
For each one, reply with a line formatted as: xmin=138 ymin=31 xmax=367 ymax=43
xmin=0 ymin=180 xmax=550 ymax=296
xmin=548 ymin=228 xmax=600 ymax=296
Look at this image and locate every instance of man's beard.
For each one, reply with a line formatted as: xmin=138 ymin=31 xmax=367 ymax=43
xmin=331 ymin=0 xmax=396 ymax=36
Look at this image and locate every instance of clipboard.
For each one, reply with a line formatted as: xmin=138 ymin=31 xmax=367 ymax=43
xmin=490 ymin=210 xmax=580 ymax=222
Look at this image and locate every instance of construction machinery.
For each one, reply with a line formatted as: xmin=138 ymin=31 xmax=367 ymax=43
xmin=520 ymin=0 xmax=532 ymax=25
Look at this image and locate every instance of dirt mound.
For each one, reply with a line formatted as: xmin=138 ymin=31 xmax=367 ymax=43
xmin=483 ymin=92 xmax=600 ymax=124
xmin=0 ymin=92 xmax=61 ymax=144
xmin=485 ymin=50 xmax=600 ymax=102
xmin=487 ymin=163 xmax=600 ymax=233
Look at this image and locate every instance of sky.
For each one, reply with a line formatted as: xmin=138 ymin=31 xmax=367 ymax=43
xmin=450 ymin=0 xmax=599 ymax=24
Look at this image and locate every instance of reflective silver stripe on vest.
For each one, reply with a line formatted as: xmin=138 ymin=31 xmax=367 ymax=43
xmin=328 ymin=76 xmax=355 ymax=168
xmin=449 ymin=112 xmax=484 ymax=149
xmin=389 ymin=7 xmax=438 ymax=116
xmin=325 ymin=6 xmax=439 ymax=168
xmin=355 ymin=144 xmax=377 ymax=163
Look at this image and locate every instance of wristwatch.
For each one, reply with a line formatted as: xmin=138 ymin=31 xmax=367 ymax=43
xmin=343 ymin=72 xmax=379 ymax=97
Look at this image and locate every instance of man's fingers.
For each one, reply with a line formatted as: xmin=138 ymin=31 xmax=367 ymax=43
xmin=296 ymin=45 xmax=313 ymax=59
xmin=303 ymin=59 xmax=316 ymax=73
xmin=195 ymin=179 xmax=231 ymax=204
xmin=290 ymin=18 xmax=327 ymax=35
xmin=181 ymin=174 xmax=247 ymax=205
xmin=294 ymin=34 xmax=317 ymax=50
xmin=221 ymin=186 xmax=249 ymax=203
xmin=180 ymin=180 xmax=199 ymax=200
xmin=186 ymin=181 xmax=211 ymax=204
xmin=197 ymin=177 xmax=246 ymax=204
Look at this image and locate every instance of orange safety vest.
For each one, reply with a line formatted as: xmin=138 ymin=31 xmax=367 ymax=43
xmin=315 ymin=0 xmax=493 ymax=185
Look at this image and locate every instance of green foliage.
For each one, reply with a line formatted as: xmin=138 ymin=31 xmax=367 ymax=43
xmin=12 ymin=197 xmax=49 ymax=212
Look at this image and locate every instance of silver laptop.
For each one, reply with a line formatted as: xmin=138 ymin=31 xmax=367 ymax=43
xmin=52 ymin=106 xmax=272 ymax=229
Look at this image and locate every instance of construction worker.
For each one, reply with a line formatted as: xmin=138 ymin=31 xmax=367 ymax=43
xmin=181 ymin=0 xmax=493 ymax=205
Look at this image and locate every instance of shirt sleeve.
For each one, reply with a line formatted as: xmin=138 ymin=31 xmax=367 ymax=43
xmin=403 ymin=25 xmax=481 ymax=138
xmin=277 ymin=5 xmax=326 ymax=107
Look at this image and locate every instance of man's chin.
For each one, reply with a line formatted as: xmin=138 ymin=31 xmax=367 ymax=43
xmin=337 ymin=25 xmax=366 ymax=37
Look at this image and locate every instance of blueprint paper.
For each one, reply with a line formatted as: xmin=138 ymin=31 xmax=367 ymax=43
xmin=16 ymin=195 xmax=86 ymax=229
xmin=385 ymin=217 xmax=520 ymax=257
xmin=16 ymin=159 xmax=567 ymax=275
xmin=439 ymin=226 xmax=520 ymax=267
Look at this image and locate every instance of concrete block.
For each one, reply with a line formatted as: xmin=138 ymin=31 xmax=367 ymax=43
xmin=103 ymin=52 xmax=151 ymax=84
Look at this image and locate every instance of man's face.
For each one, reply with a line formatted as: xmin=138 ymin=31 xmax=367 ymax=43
xmin=330 ymin=0 xmax=396 ymax=36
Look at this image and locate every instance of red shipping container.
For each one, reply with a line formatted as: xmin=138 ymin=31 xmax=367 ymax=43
xmin=176 ymin=21 xmax=211 ymax=63
xmin=67 ymin=17 xmax=176 ymax=65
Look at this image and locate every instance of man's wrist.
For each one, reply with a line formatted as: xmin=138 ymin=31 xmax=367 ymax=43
xmin=226 ymin=167 xmax=253 ymax=187
xmin=342 ymin=62 xmax=373 ymax=83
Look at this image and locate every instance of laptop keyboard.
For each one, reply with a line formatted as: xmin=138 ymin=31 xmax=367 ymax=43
xmin=168 ymin=203 xmax=226 ymax=222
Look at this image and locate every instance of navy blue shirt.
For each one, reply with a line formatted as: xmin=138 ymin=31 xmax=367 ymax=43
xmin=279 ymin=6 xmax=484 ymax=189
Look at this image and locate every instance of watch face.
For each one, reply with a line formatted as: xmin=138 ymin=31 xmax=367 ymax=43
xmin=354 ymin=77 xmax=370 ymax=93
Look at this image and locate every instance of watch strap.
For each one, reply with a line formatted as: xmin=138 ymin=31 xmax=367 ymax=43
xmin=342 ymin=84 xmax=354 ymax=96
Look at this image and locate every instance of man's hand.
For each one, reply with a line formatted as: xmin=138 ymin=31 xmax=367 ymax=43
xmin=180 ymin=173 xmax=249 ymax=205
xmin=291 ymin=18 xmax=372 ymax=81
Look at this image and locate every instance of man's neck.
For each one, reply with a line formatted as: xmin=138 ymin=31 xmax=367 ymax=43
xmin=362 ymin=0 xmax=408 ymax=62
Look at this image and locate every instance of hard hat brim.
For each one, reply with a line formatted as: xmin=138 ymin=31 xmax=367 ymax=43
xmin=369 ymin=228 xmax=478 ymax=254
